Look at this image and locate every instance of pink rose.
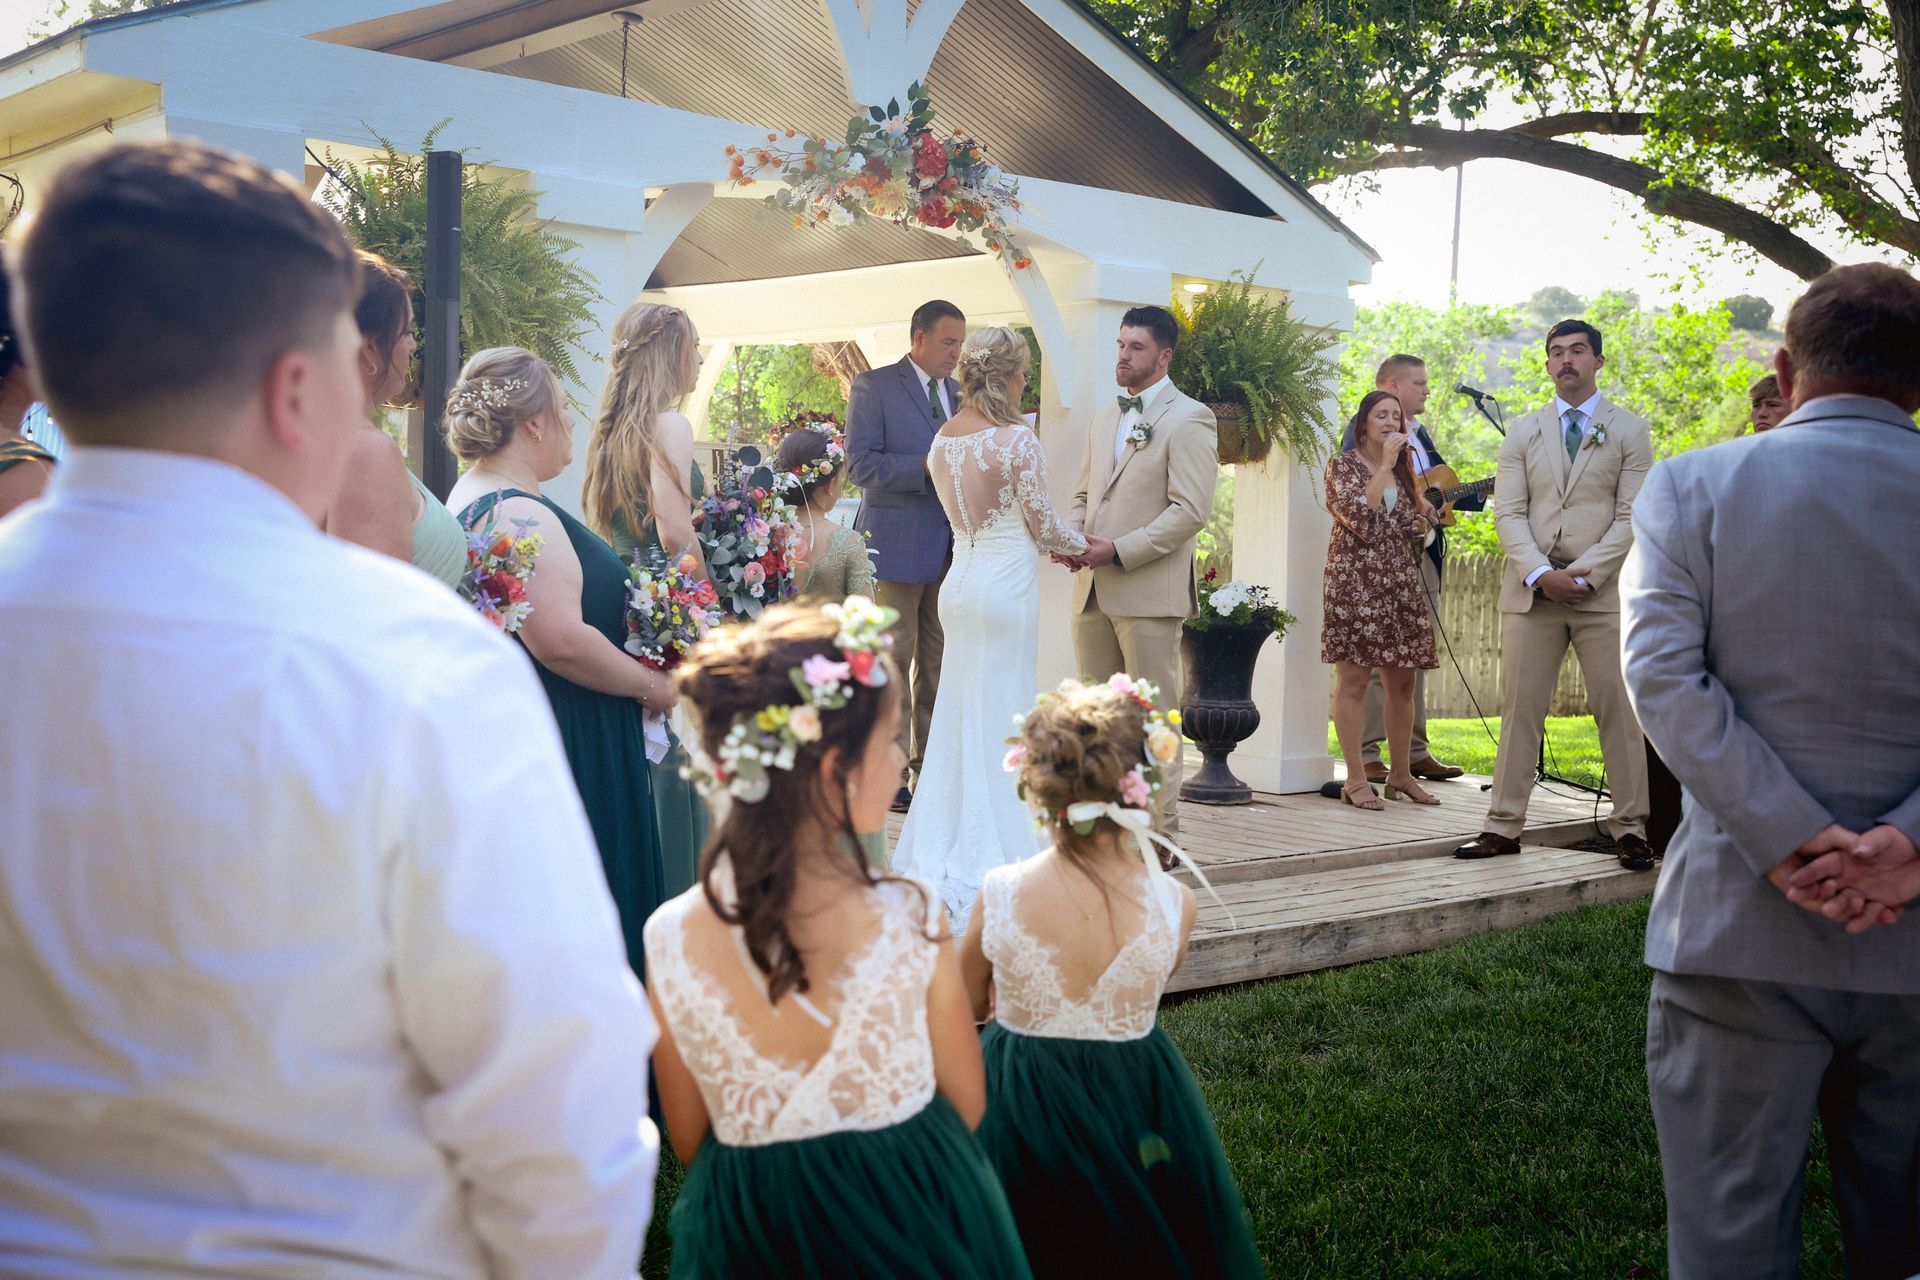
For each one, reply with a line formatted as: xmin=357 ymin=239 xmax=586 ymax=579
xmin=1002 ymin=744 xmax=1027 ymax=773
xmin=1107 ymin=672 xmax=1137 ymax=697
xmin=1118 ymin=768 xmax=1153 ymax=808
xmin=802 ymin=654 xmax=852 ymax=688
xmin=742 ymin=562 xmax=767 ymax=593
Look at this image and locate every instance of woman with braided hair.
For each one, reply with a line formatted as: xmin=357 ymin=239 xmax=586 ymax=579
xmin=585 ymin=300 xmax=711 ymax=897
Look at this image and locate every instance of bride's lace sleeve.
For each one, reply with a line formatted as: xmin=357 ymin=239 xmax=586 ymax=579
xmin=1008 ymin=428 xmax=1088 ymax=557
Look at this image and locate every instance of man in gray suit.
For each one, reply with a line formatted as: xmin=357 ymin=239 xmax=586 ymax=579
xmin=848 ymin=299 xmax=964 ymax=811
xmin=1621 ymin=262 xmax=1920 ymax=1280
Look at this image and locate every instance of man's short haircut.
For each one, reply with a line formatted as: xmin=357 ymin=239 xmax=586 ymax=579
xmin=1375 ymin=353 xmax=1425 ymax=386
xmin=910 ymin=299 xmax=965 ymax=338
xmin=1544 ymin=319 xmax=1604 ymax=358
xmin=15 ymin=139 xmax=358 ymax=435
xmin=1747 ymin=373 xmax=1781 ymax=405
xmin=1783 ymin=263 xmax=1920 ymax=401
xmin=1121 ymin=304 xmax=1179 ymax=352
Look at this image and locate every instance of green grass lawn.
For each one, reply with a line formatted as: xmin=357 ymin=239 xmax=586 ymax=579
xmin=642 ymin=900 xmax=1849 ymax=1277
xmin=1330 ymin=715 xmax=1609 ymax=791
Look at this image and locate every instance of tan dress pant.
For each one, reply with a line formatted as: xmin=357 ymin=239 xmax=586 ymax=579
xmin=1362 ymin=548 xmax=1442 ymax=764
xmin=875 ymin=567 xmax=946 ymax=789
xmin=1072 ymin=587 xmax=1186 ymax=837
xmin=1484 ymin=599 xmax=1647 ymax=839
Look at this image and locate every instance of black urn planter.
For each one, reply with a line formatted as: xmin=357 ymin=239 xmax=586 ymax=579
xmin=1179 ymin=620 xmax=1277 ymax=805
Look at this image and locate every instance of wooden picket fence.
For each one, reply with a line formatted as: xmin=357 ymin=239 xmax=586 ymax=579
xmin=1421 ymin=552 xmax=1592 ymax=719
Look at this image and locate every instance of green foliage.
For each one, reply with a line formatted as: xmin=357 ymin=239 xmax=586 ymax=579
xmin=1722 ymin=293 xmax=1776 ymax=332
xmin=1084 ymin=0 xmax=1918 ymax=269
xmin=1194 ymin=470 xmax=1234 ymax=577
xmin=30 ymin=0 xmax=162 ymax=38
xmin=1169 ymin=271 xmax=1341 ymax=464
xmin=1527 ymin=285 xmax=1584 ymax=325
xmin=319 ymin=126 xmax=604 ymax=391
xmin=1336 ymin=298 xmax=1518 ymax=472
xmin=706 ymin=345 xmax=847 ymax=445
xmin=1500 ymin=291 xmax=1765 ymax=459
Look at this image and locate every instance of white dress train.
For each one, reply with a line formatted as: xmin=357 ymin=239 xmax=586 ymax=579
xmin=891 ymin=425 xmax=1086 ymax=927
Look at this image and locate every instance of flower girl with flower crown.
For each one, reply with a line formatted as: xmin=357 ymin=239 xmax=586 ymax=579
xmin=959 ymin=674 xmax=1263 ymax=1279
xmin=645 ymin=600 xmax=1031 ymax=1279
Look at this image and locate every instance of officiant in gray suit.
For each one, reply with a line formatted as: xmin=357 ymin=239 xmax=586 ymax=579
xmin=848 ymin=299 xmax=965 ymax=811
xmin=1621 ymin=262 xmax=1920 ymax=1280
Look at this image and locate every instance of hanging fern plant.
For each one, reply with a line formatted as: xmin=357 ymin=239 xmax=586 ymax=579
xmin=1170 ymin=268 xmax=1340 ymax=467
xmin=320 ymin=122 xmax=604 ymax=394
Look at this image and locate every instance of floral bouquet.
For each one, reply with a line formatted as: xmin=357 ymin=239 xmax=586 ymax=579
xmin=623 ymin=550 xmax=724 ymax=671
xmin=1184 ymin=567 xmax=1297 ymax=636
xmin=726 ymin=81 xmax=1028 ymax=270
xmin=458 ymin=509 xmax=544 ymax=633
xmin=694 ymin=447 xmax=805 ymax=619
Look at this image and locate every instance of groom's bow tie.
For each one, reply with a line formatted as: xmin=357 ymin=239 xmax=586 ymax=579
xmin=1117 ymin=394 xmax=1144 ymax=413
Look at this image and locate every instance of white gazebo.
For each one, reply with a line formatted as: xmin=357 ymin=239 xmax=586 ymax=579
xmin=0 ymin=0 xmax=1376 ymax=794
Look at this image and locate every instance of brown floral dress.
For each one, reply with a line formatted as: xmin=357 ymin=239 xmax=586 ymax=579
xmin=1320 ymin=451 xmax=1437 ymax=670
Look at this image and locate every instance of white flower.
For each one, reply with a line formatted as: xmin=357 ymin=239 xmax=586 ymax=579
xmin=827 ymin=203 xmax=855 ymax=227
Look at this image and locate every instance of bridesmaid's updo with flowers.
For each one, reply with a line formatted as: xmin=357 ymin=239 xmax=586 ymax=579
xmin=675 ymin=600 xmax=911 ymax=1002
xmin=443 ymin=347 xmax=562 ymax=462
xmin=955 ymin=326 xmax=1029 ymax=426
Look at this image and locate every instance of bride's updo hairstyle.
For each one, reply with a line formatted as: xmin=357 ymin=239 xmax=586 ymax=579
xmin=955 ymin=325 xmax=1029 ymax=426
xmin=675 ymin=604 xmax=909 ymax=1003
xmin=443 ymin=346 xmax=562 ymax=462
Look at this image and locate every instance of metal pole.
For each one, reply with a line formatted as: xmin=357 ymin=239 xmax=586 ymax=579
xmin=421 ymin=149 xmax=463 ymax=501
xmin=1448 ymin=122 xmax=1465 ymax=299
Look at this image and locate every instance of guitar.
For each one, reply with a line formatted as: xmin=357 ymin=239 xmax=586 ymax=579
xmin=1413 ymin=462 xmax=1495 ymax=528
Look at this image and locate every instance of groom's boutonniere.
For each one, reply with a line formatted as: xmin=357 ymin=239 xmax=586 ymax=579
xmin=1126 ymin=421 xmax=1153 ymax=451
xmin=1583 ymin=424 xmax=1609 ymax=451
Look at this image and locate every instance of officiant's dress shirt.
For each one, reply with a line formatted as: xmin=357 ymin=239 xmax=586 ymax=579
xmin=0 ymin=450 xmax=657 ymax=1279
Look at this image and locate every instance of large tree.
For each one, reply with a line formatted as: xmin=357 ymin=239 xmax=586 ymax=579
xmin=1089 ymin=0 xmax=1920 ymax=279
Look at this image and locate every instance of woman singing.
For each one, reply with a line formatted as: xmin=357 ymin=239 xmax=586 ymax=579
xmin=1323 ymin=390 xmax=1440 ymax=811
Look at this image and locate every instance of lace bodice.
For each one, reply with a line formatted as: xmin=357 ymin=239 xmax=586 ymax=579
xmin=979 ymin=862 xmax=1185 ymax=1042
xmin=643 ymin=876 xmax=941 ymax=1146
xmin=931 ymin=426 xmax=1087 ymax=555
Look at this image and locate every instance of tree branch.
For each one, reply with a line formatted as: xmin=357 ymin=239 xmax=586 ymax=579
xmin=1509 ymin=111 xmax=1650 ymax=138
xmin=1335 ymin=123 xmax=1835 ymax=279
xmin=1889 ymin=0 xmax=1920 ymax=199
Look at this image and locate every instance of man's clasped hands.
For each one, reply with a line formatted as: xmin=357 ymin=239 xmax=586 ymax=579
xmin=1773 ymin=823 xmax=1920 ymax=935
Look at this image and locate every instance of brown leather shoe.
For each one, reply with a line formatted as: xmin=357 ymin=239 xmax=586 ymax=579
xmin=1616 ymin=833 xmax=1655 ymax=871
xmin=1363 ymin=762 xmax=1389 ymax=784
xmin=1453 ymin=831 xmax=1522 ymax=860
xmin=1410 ymin=756 xmax=1465 ymax=781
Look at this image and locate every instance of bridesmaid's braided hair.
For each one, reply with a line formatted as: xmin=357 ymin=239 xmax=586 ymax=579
xmin=675 ymin=605 xmax=920 ymax=1004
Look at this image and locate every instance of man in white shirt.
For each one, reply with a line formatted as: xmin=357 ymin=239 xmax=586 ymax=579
xmin=0 ymin=140 xmax=657 ymax=1278
xmin=1452 ymin=319 xmax=1654 ymax=870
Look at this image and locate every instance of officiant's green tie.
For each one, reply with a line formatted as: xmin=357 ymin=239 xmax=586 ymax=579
xmin=927 ymin=377 xmax=947 ymax=425
xmin=1563 ymin=408 xmax=1585 ymax=462
xmin=1118 ymin=394 xmax=1144 ymax=413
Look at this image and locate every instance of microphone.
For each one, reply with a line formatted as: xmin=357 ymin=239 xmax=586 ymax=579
xmin=1455 ymin=383 xmax=1492 ymax=401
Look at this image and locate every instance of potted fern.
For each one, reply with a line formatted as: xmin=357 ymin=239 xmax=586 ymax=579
xmin=1169 ymin=270 xmax=1340 ymax=466
xmin=319 ymin=123 xmax=604 ymax=394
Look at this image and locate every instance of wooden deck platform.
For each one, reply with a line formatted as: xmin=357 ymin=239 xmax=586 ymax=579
xmin=885 ymin=770 xmax=1655 ymax=993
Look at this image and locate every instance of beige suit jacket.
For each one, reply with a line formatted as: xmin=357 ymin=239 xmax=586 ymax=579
xmin=1069 ymin=381 xmax=1218 ymax=619
xmin=1493 ymin=394 xmax=1653 ymax=614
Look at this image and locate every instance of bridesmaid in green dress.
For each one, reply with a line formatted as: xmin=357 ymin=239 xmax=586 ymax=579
xmin=443 ymin=346 xmax=673 ymax=977
xmin=647 ymin=604 xmax=1031 ymax=1280
xmin=584 ymin=301 xmax=710 ymax=898
xmin=324 ymin=251 xmax=467 ymax=588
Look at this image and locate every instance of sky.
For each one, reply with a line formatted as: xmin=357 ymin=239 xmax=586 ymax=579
xmin=0 ymin=0 xmax=1876 ymax=319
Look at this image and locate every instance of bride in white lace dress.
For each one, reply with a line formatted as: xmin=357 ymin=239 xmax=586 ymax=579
xmin=892 ymin=327 xmax=1087 ymax=926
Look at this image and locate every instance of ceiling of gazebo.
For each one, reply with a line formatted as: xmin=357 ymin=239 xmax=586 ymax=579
xmin=647 ymin=198 xmax=978 ymax=289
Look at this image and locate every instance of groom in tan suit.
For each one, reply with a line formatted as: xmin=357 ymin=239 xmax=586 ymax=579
xmin=1455 ymin=319 xmax=1654 ymax=869
xmin=1067 ymin=305 xmax=1218 ymax=836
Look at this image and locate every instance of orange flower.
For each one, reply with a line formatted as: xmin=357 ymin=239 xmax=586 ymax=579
xmin=785 ymin=129 xmax=796 ymax=138
xmin=724 ymin=144 xmax=736 ymax=156
xmin=1013 ymin=257 xmax=1033 ymax=270
xmin=755 ymin=151 xmax=770 ymax=164
xmin=767 ymin=133 xmax=778 ymax=142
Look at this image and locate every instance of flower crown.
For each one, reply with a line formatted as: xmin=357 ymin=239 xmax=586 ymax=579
xmin=776 ymin=419 xmax=848 ymax=492
xmin=448 ymin=376 xmax=529 ymax=416
xmin=1004 ymin=673 xmax=1184 ymax=834
xmin=683 ymin=596 xmax=898 ymax=803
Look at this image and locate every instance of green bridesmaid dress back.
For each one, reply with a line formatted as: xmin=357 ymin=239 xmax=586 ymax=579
xmin=975 ymin=861 xmax=1264 ymax=1279
xmin=458 ymin=488 xmax=664 ymax=977
xmin=610 ymin=460 xmax=710 ymax=897
xmin=643 ymin=867 xmax=1032 ymax=1279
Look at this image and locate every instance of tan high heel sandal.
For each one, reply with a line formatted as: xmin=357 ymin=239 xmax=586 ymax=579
xmin=1341 ymin=780 xmax=1385 ymax=811
xmin=1384 ymin=779 xmax=1441 ymax=806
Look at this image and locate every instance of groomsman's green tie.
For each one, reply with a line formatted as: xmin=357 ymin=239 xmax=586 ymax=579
xmin=1118 ymin=394 xmax=1144 ymax=413
xmin=1563 ymin=407 xmax=1585 ymax=462
xmin=927 ymin=377 xmax=947 ymax=425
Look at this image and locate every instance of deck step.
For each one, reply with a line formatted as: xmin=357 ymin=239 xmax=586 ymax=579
xmin=1167 ymin=845 xmax=1653 ymax=993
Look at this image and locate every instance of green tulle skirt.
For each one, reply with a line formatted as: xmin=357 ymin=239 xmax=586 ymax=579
xmin=651 ymin=741 xmax=708 ymax=898
xmin=668 ymin=1095 xmax=1032 ymax=1279
xmin=979 ymin=1022 xmax=1264 ymax=1279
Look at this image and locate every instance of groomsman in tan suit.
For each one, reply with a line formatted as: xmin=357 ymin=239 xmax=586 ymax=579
xmin=1067 ymin=305 xmax=1218 ymax=836
xmin=1454 ymin=319 xmax=1655 ymax=870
